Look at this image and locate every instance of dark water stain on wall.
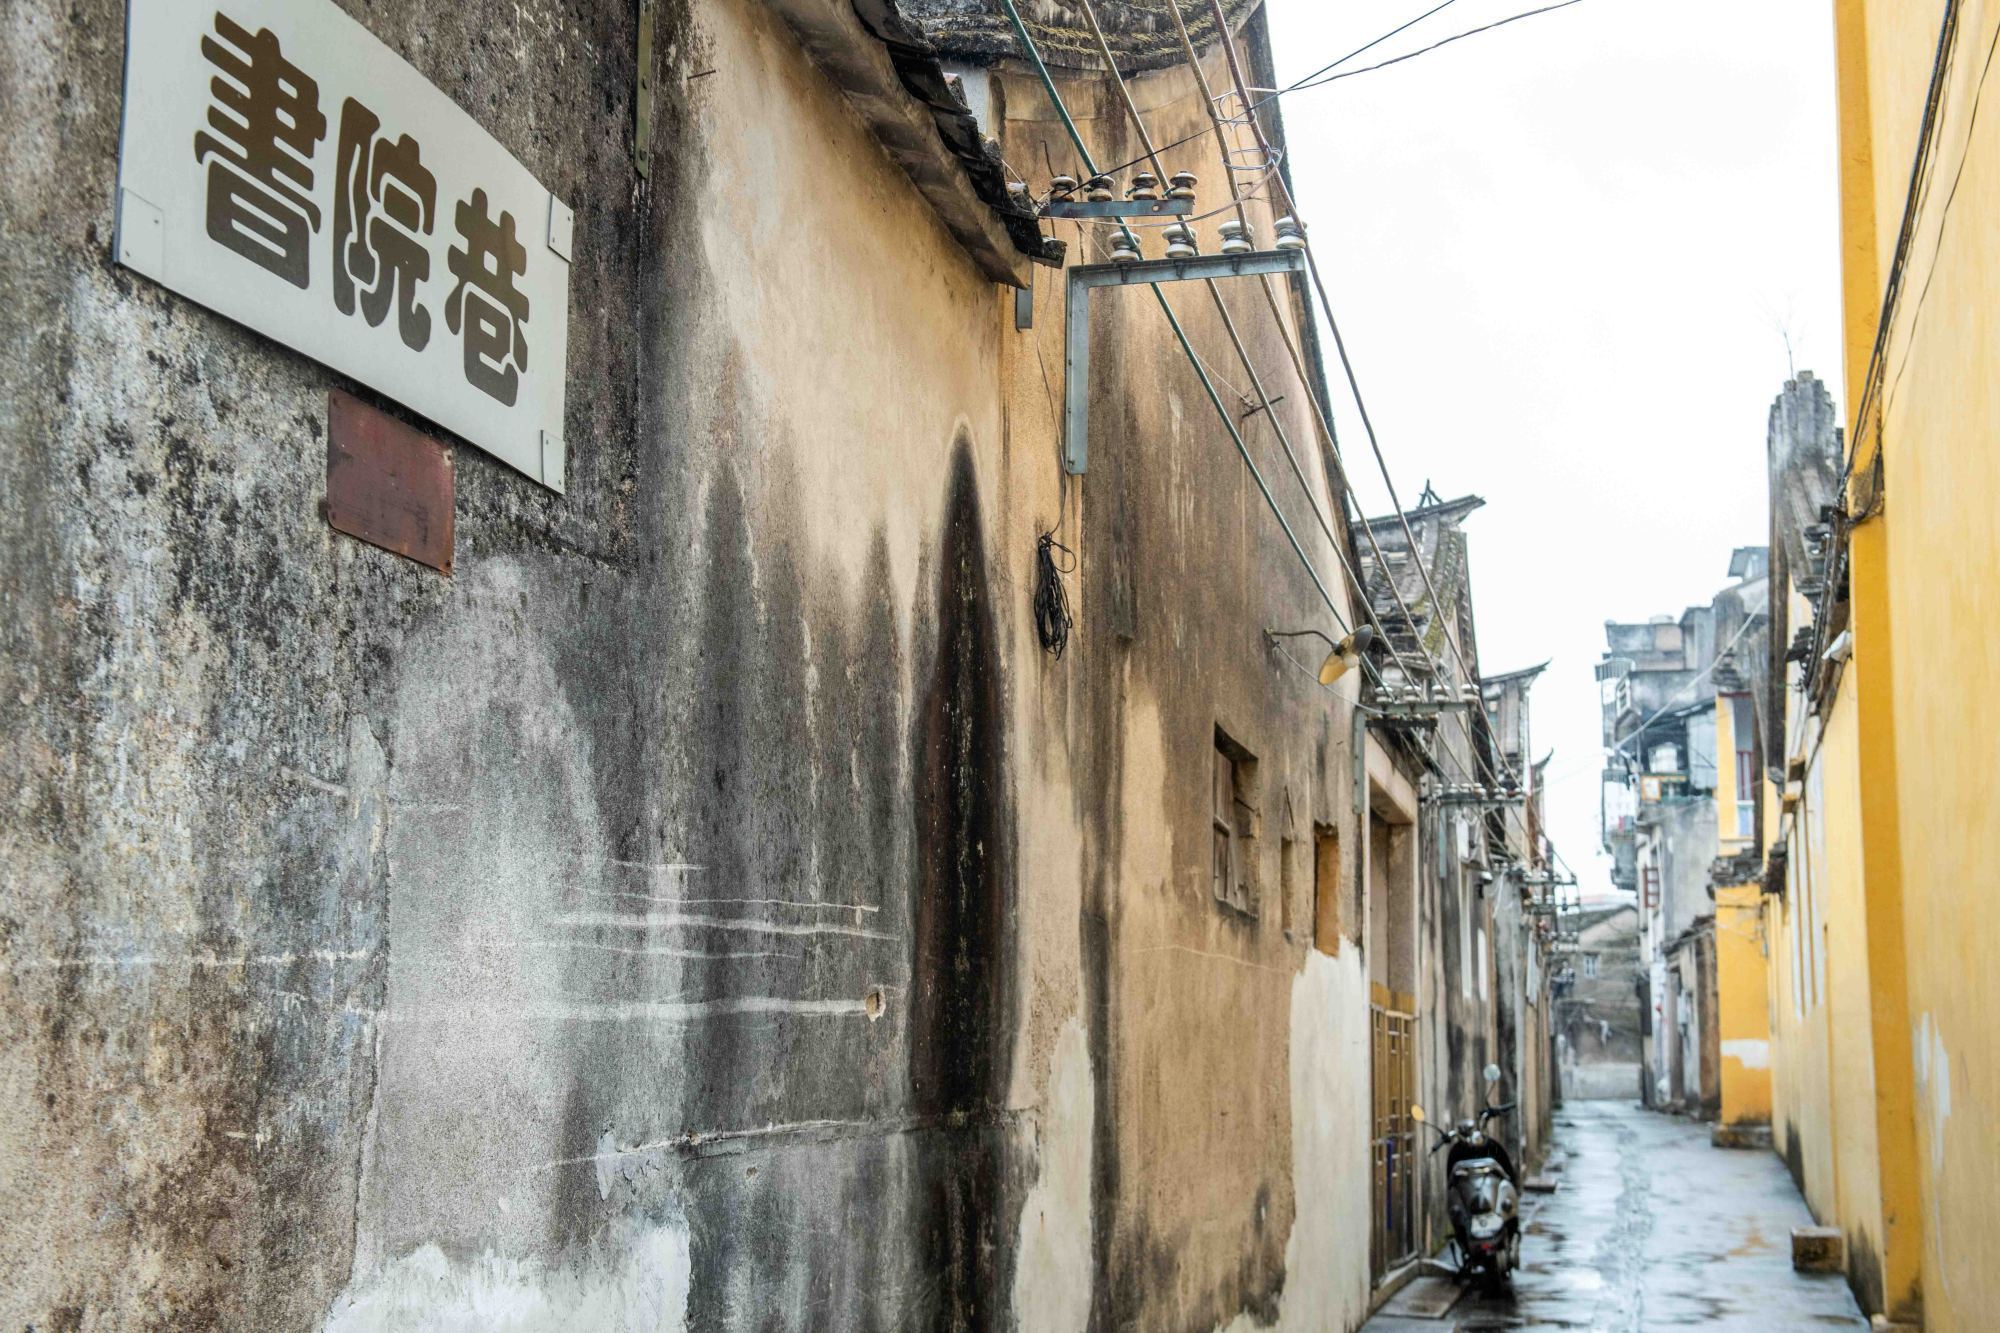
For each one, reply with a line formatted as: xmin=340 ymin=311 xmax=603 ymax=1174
xmin=910 ymin=441 xmax=1017 ymax=1331
xmin=672 ymin=461 xmax=916 ymax=1329
xmin=1082 ymin=908 xmax=1120 ymax=1333
xmin=1846 ymin=1225 xmax=1884 ymax=1320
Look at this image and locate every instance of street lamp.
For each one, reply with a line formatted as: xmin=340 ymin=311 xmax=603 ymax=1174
xmin=1266 ymin=624 xmax=1374 ymax=685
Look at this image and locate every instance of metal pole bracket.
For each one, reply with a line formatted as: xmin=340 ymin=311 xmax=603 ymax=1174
xmin=1042 ymin=198 xmax=1195 ymax=219
xmin=1063 ymin=247 xmax=1305 ymax=474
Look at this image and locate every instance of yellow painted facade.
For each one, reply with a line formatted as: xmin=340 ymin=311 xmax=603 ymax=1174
xmin=1766 ymin=654 xmax=1909 ymax=1315
xmin=1714 ymin=691 xmax=1752 ymax=849
xmin=1764 ymin=1 xmax=2000 ymax=1324
xmin=1713 ymin=884 xmax=1770 ymax=1127
xmin=1713 ymin=690 xmax=1771 ymax=1127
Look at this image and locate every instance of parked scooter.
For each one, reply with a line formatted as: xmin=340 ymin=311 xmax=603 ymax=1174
xmin=1411 ymin=1064 xmax=1520 ymax=1288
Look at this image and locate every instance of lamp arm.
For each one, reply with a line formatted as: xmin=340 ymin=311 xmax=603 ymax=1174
xmin=1265 ymin=628 xmax=1341 ymax=652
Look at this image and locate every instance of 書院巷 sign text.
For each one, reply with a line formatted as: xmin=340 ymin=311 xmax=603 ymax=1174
xmin=115 ymin=0 xmax=573 ymax=491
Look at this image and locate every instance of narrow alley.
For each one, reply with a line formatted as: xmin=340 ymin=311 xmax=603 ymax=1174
xmin=1365 ymin=1102 xmax=1867 ymax=1332
xmin=7 ymin=0 xmax=1996 ymax=1327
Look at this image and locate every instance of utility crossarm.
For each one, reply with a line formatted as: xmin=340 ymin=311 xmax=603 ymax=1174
xmin=1064 ymin=247 xmax=1307 ymax=474
xmin=1042 ymin=197 xmax=1194 ymax=219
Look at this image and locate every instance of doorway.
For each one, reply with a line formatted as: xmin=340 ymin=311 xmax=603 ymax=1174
xmin=1367 ymin=785 xmax=1418 ymax=1281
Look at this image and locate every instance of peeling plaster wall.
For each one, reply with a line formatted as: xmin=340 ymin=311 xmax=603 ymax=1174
xmin=0 ymin=0 xmax=1393 ymax=1330
xmin=984 ymin=26 xmax=1380 ymax=1329
xmin=1217 ymin=949 xmax=1373 ymax=1333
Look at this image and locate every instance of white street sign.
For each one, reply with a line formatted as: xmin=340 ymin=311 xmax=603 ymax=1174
xmin=115 ymin=0 xmax=573 ymax=491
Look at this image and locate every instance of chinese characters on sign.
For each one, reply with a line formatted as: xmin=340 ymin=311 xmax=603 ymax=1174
xmin=116 ymin=0 xmax=572 ymax=490
xmin=446 ymin=190 xmax=531 ymax=406
xmin=193 ymin=14 xmax=324 ymax=289
xmin=333 ymin=98 xmax=437 ymax=352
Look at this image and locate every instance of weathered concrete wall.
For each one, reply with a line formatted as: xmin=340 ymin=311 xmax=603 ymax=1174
xmin=0 ymin=0 xmax=1392 ymax=1328
xmin=3 ymin=0 xmax=664 ymax=1322
xmin=985 ymin=31 xmax=1377 ymax=1327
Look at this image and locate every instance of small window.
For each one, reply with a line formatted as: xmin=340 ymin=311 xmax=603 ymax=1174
xmin=1583 ymin=953 xmax=1600 ymax=979
xmin=1212 ymin=728 xmax=1258 ymax=916
xmin=1312 ymin=823 xmax=1340 ymax=954
xmin=1732 ymin=695 xmax=1758 ymax=837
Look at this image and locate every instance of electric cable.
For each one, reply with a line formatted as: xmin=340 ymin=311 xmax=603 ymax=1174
xmin=1201 ymin=4 xmax=1575 ymax=895
xmin=1033 ymin=531 xmax=1076 ymax=657
xmin=1282 ymin=0 xmax=1464 ymax=94
xmin=1078 ymin=0 xmax=1401 ymax=685
xmin=1085 ymin=0 xmax=1595 ymax=185
xmin=1027 ymin=260 xmax=1081 ymax=661
xmin=998 ymin=0 xmax=1378 ymax=681
xmin=1194 ymin=0 xmax=1471 ymax=695
xmin=1157 ymin=0 xmax=1440 ymax=693
xmin=1842 ymin=0 xmax=1963 ymax=506
xmin=1195 ymin=3 xmax=1550 ymax=870
xmin=1882 ymin=11 xmax=2000 ymax=438
xmin=1029 ymin=1 xmax=1582 ymax=891
xmin=1284 ymin=0 xmax=1589 ymax=94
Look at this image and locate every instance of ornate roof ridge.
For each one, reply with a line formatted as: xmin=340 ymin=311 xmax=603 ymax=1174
xmin=897 ymin=0 xmax=1262 ymax=72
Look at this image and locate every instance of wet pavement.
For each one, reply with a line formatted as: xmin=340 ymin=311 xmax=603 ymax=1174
xmin=1362 ymin=1100 xmax=1868 ymax=1331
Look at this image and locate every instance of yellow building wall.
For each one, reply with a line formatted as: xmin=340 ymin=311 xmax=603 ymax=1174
xmin=1764 ymin=875 xmax=1832 ymax=1203
xmin=1865 ymin=6 xmax=2000 ymax=1321
xmin=1763 ymin=623 xmax=1909 ymax=1321
xmin=1816 ymin=685 xmax=1891 ymax=1317
xmin=1833 ymin=2 xmax=2000 ymax=1325
xmin=1766 ymin=685 xmax=1853 ymax=1246
xmin=1715 ymin=693 xmax=1750 ymax=847
xmin=1715 ymin=883 xmax=1770 ymax=1126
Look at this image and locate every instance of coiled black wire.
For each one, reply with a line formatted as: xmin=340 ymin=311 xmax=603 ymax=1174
xmin=1033 ymin=531 xmax=1075 ymax=658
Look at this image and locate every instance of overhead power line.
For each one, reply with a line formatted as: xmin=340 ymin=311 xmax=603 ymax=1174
xmin=996 ymin=0 xmax=1374 ymax=670
xmin=1883 ymin=12 xmax=2000 ymax=429
xmin=1153 ymin=0 xmax=1437 ymax=691
xmin=1286 ymin=0 xmax=1590 ymax=93
xmin=1842 ymin=0 xmax=1963 ymax=500
xmin=1284 ymin=0 xmax=1465 ymax=91
xmin=1088 ymin=0 xmax=1597 ymax=183
xmin=1187 ymin=0 xmax=1582 ymax=883
xmin=1010 ymin=0 xmax=1586 ymax=886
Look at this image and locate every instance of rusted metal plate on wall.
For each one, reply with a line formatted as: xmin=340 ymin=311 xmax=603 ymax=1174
xmin=326 ymin=390 xmax=454 ymax=574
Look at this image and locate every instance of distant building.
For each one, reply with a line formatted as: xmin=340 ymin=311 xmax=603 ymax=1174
xmin=1358 ymin=494 xmax=1560 ymax=1269
xmin=1598 ymin=552 xmax=1767 ymax=1118
xmin=1554 ymin=903 xmax=1642 ymax=1100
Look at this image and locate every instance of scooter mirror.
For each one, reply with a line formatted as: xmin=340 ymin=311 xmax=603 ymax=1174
xmin=1409 ymin=1103 xmax=1427 ymax=1124
xmin=1483 ymin=1063 xmax=1502 ymax=1084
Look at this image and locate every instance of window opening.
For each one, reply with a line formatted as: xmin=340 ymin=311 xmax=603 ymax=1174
xmin=1212 ymin=728 xmax=1259 ymax=916
xmin=1312 ymin=823 xmax=1340 ymax=954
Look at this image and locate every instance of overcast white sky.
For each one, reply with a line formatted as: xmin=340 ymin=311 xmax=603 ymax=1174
xmin=1265 ymin=0 xmax=1845 ymax=897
